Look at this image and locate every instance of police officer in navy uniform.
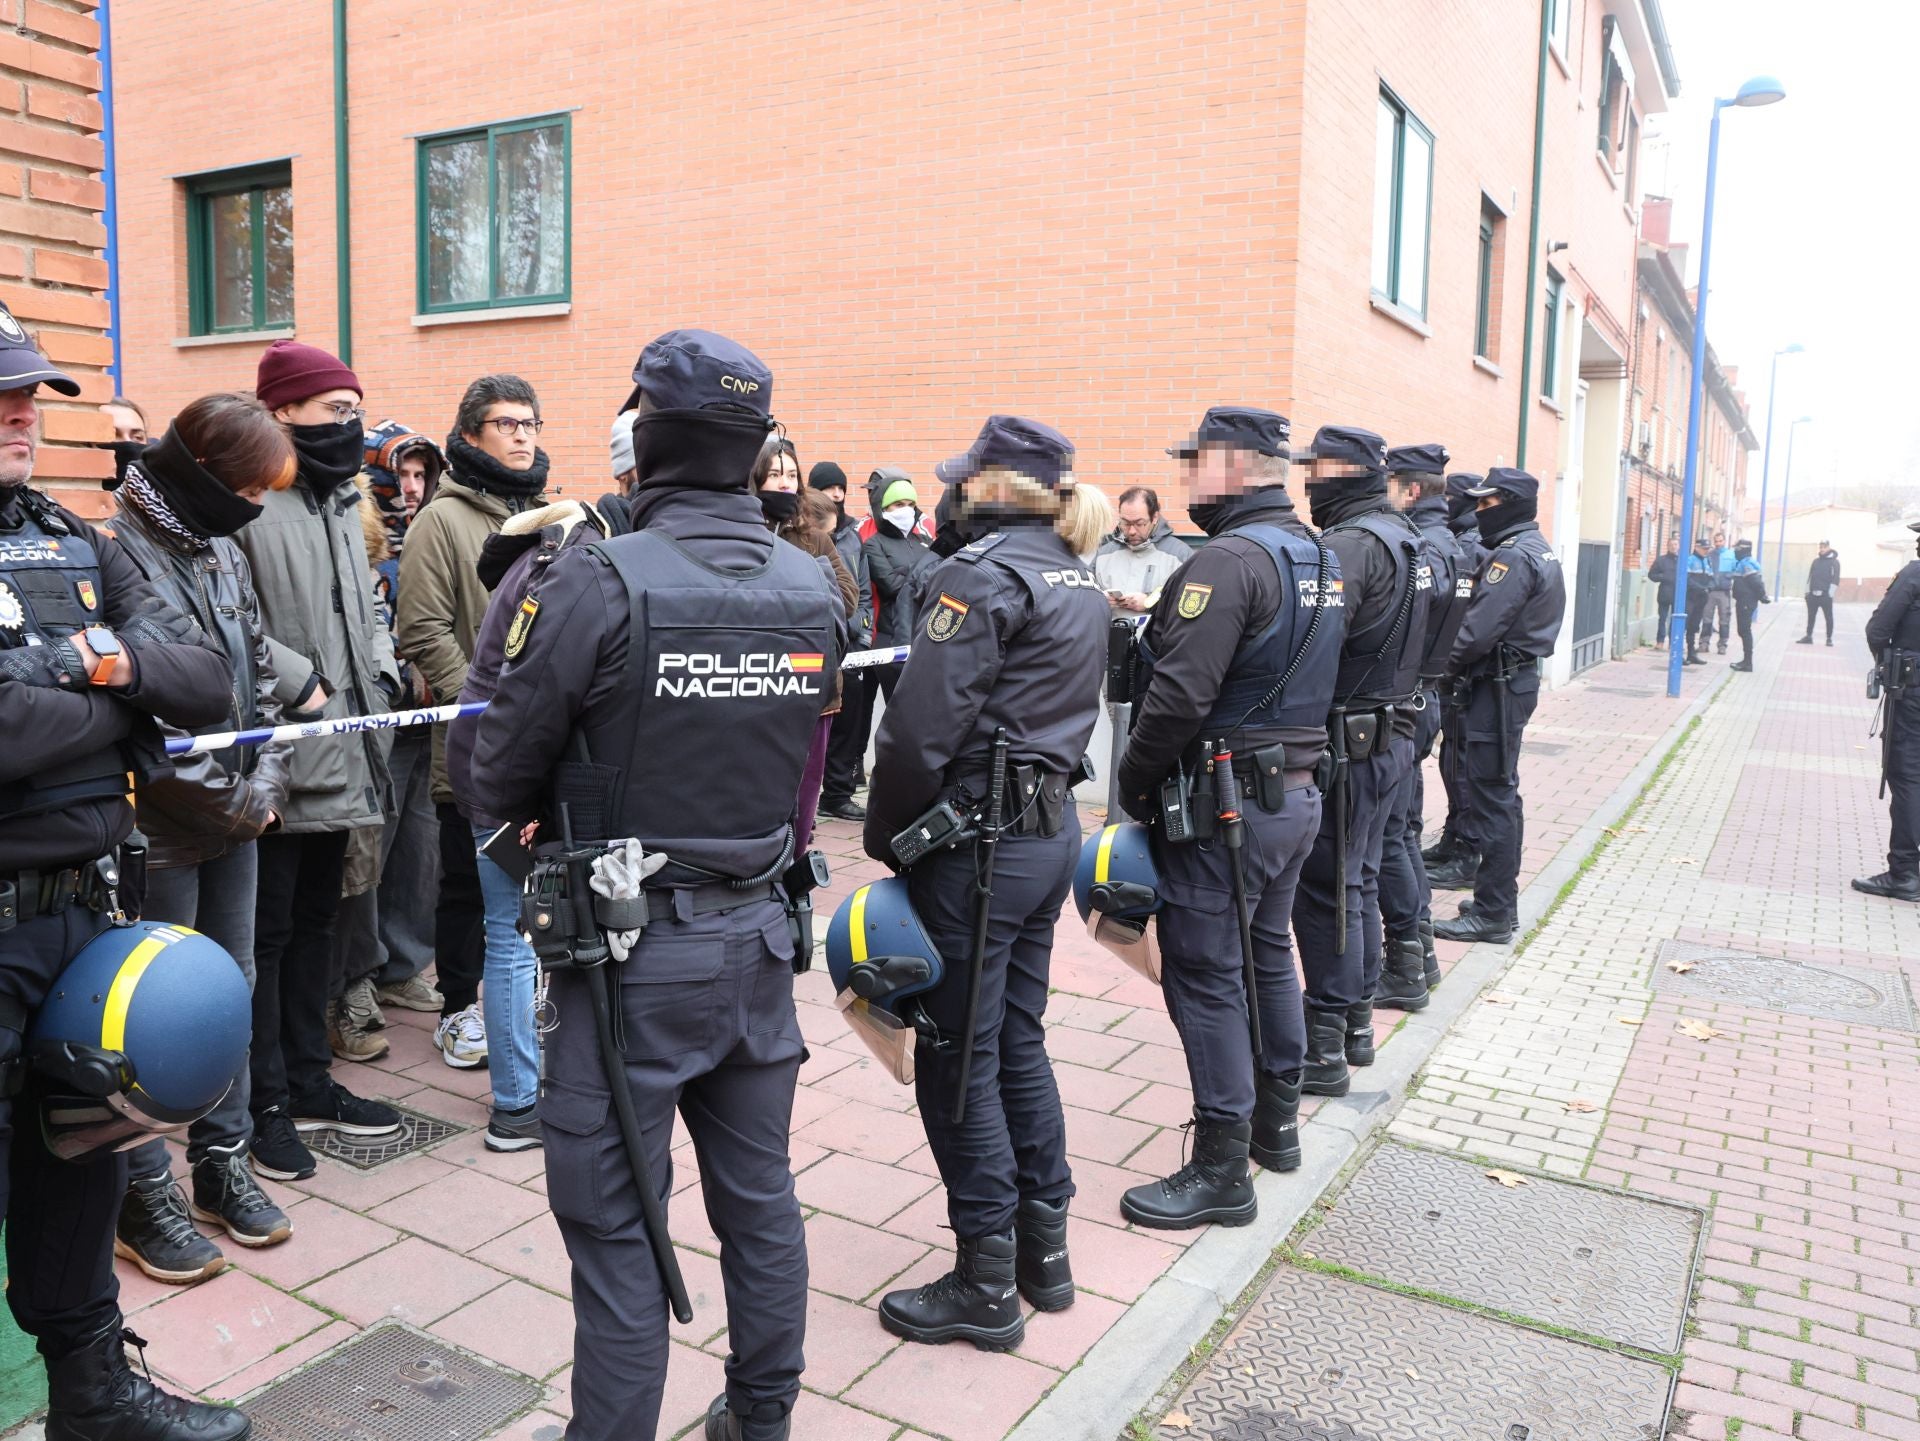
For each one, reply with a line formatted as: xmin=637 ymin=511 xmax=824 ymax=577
xmin=471 ymin=331 xmax=841 ymax=1441
xmin=862 ymin=415 xmax=1111 ymax=1352
xmin=1375 ymin=444 xmax=1471 ymax=1007
xmin=1424 ymin=472 xmax=1484 ymax=887
xmin=1855 ymin=520 xmax=1920 ymax=903
xmin=1434 ymin=469 xmax=1567 ymax=945
xmin=1113 ymin=407 xmax=1344 ymax=1228
xmin=1289 ymin=426 xmax=1432 ymax=1097
xmin=0 ymin=305 xmax=246 ymax=1437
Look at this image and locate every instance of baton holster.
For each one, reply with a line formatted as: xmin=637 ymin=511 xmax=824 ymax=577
xmin=780 ymin=850 xmax=831 ymax=975
xmin=1327 ymin=709 xmax=1351 ymax=956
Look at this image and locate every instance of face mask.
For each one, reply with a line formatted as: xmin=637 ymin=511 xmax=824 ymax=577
xmin=289 ymin=420 xmax=366 ymax=494
xmin=1188 ymin=501 xmax=1229 ymax=536
xmin=759 ymin=489 xmax=800 ymax=524
xmin=883 ymin=505 xmax=917 ymax=534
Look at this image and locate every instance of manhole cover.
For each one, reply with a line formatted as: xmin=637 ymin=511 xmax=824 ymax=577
xmin=1305 ymin=1144 xmax=1699 ymax=1352
xmin=310 ymin=1106 xmax=465 ymax=1170
xmin=1152 ymin=1267 xmax=1671 ymax=1440
xmin=1653 ymin=941 xmax=1916 ymax=1032
xmin=1523 ymin=741 xmax=1569 ymax=755
xmin=239 ymin=1324 xmax=540 ymax=1440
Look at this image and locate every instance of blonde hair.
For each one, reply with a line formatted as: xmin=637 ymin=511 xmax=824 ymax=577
xmin=969 ymin=467 xmax=1114 ymax=558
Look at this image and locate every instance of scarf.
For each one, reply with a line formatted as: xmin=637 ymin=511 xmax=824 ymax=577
xmin=445 ymin=431 xmax=550 ymax=503
xmin=122 ymin=428 xmax=264 ymax=543
xmin=291 ymin=421 xmax=367 ymax=497
xmin=759 ymin=489 xmax=800 ymax=526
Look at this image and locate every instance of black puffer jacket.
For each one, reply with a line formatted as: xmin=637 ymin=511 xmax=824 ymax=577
xmin=111 ymin=497 xmax=292 ymax=868
xmin=862 ymin=467 xmax=934 ymax=647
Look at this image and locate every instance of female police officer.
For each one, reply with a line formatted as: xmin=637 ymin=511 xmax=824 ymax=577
xmin=862 ymin=415 xmax=1111 ymax=1351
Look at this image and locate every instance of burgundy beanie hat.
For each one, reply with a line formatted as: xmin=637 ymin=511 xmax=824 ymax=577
xmin=255 ymin=338 xmax=361 ymax=412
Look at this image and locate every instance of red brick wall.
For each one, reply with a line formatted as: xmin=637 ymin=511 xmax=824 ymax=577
xmin=0 ymin=0 xmax=110 ymax=512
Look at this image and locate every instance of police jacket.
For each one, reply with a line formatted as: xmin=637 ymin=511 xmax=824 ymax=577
xmin=109 ymin=489 xmax=293 ymax=869
xmin=1808 ymin=551 xmax=1841 ymax=599
xmin=863 ymin=519 xmax=1107 ymax=861
xmin=1866 ymin=559 xmax=1920 ymax=655
xmin=1313 ymin=491 xmax=1431 ymax=732
xmin=0 ymin=484 xmax=232 ymax=872
xmin=1406 ymin=494 xmax=1470 ymax=685
xmin=471 ymin=424 xmax=842 ymax=883
xmin=1449 ymin=520 xmax=1566 ymax=675
xmin=1118 ymin=488 xmax=1342 ymax=807
xmin=1731 ymin=557 xmax=1767 ymax=612
xmin=1684 ymin=553 xmax=1712 ymax=601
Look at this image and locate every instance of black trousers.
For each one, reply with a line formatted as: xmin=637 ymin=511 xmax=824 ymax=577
xmin=1157 ymin=783 xmax=1320 ymax=1123
xmin=1438 ymin=698 xmax=1476 ymax=852
xmin=1805 ymin=594 xmax=1835 ymax=641
xmin=1887 ymin=687 xmax=1920 ymax=876
xmin=542 ymin=898 xmax=806 ymax=1440
xmin=1462 ymin=672 xmax=1541 ymax=921
xmin=908 ymin=818 xmax=1077 ymax=1239
xmin=820 ymin=668 xmax=873 ymax=805
xmin=2 ymin=905 xmax=125 ymax=1354
xmin=1735 ymin=599 xmax=1758 ymax=666
xmin=252 ymin=830 xmax=350 ymax=1115
xmin=1379 ymin=704 xmax=1442 ymax=939
xmin=433 ymin=803 xmax=485 ymax=1016
xmin=1294 ymin=745 xmax=1402 ymax=1012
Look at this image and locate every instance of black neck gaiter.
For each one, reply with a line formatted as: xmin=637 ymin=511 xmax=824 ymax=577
xmin=1476 ymin=498 xmax=1539 ymax=546
xmin=445 ymin=431 xmax=551 ymax=504
xmin=1305 ymin=475 xmax=1390 ymax=529
xmin=290 ymin=421 xmax=366 ymax=497
xmin=133 ymin=428 xmax=264 ymax=539
xmin=759 ymin=489 xmax=800 ymax=526
xmin=627 ymin=409 xmax=774 ymax=531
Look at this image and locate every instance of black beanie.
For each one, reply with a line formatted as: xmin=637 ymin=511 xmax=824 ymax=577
xmin=808 ymin=460 xmax=848 ymax=492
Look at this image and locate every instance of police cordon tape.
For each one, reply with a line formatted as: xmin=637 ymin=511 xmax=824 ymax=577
xmin=164 ymin=643 xmax=915 ymax=756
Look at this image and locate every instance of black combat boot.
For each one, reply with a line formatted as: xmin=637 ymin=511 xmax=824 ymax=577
xmin=1301 ymin=1007 xmax=1351 ymax=1097
xmin=1374 ymin=937 xmax=1431 ymax=1012
xmin=1425 ymin=851 xmax=1479 ymax=890
xmin=1417 ymin=918 xmax=1441 ymax=989
xmin=45 ymin=1321 xmax=251 ymax=1441
xmin=1852 ymin=871 xmax=1920 ymax=902
xmin=1250 ymin=1074 xmax=1302 ymax=1172
xmin=1434 ymin=908 xmax=1517 ymax=944
xmin=1345 ymin=999 xmax=1376 ymax=1067
xmin=705 ymin=1394 xmax=789 ymax=1441
xmin=1120 ymin=1119 xmax=1257 ymax=1230
xmin=1419 ymin=828 xmax=1461 ymax=867
xmin=878 ymin=1231 xmax=1024 ymax=1351
xmin=1014 ymin=1197 xmax=1074 ymax=1311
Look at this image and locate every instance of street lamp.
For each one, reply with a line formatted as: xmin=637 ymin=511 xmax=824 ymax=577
xmin=1755 ymin=342 xmax=1804 ymax=568
xmin=1773 ymin=415 xmax=1813 ymax=599
xmin=1668 ymin=74 xmax=1788 ymax=698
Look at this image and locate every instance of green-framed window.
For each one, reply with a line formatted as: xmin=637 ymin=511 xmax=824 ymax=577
xmin=186 ymin=165 xmax=293 ymax=336
xmin=1542 ymin=269 xmax=1565 ymax=401
xmin=417 ymin=114 xmax=570 ymax=314
xmin=1371 ymin=86 xmax=1433 ymax=318
xmin=1474 ymin=206 xmax=1496 ymax=360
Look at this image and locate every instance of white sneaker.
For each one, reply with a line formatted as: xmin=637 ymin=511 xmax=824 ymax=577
xmin=434 ymin=1006 xmax=488 ymax=1069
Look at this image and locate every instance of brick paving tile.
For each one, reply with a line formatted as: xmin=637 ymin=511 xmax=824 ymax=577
xmin=470 ymin=1210 xmax=573 ymax=1296
xmin=302 ymin=1235 xmax=507 ymax=1329
xmin=234 ymin=1197 xmax=401 ymax=1291
xmin=208 ymin=1319 xmax=357 ymax=1403
xmin=369 ymin=1166 xmax=552 ymax=1252
xmin=844 ymin=1340 xmax=1058 ymax=1439
xmin=130 ymin=1270 xmax=332 ymax=1392
xmin=428 ymin=1279 xmax=578 ymax=1379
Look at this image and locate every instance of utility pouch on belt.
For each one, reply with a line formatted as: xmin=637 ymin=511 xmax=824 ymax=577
xmin=1342 ymin=710 xmax=1381 ymax=762
xmin=1250 ymin=743 xmax=1291 ymax=812
xmin=1007 ymin=765 xmax=1068 ymax=839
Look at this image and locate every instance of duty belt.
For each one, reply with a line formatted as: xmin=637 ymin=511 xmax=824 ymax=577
xmin=1223 ymin=760 xmax=1316 ymax=809
xmin=634 ymin=880 xmax=774 ymax=926
xmin=0 ymin=862 xmax=118 ymax=927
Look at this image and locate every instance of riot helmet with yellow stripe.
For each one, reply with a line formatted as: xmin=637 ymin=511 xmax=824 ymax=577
xmin=824 ymin=878 xmax=945 ymax=1086
xmin=1073 ymin=822 xmax=1164 ymax=983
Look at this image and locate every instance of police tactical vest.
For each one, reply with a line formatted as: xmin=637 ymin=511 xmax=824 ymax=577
xmin=0 ymin=502 xmax=135 ymax=821
xmin=576 ymin=528 xmax=835 ymax=879
xmin=1413 ymin=520 xmax=1472 ymax=683
xmin=1328 ymin=510 xmax=1431 ymax=706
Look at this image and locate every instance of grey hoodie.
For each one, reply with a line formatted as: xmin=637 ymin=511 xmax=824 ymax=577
xmin=1093 ymin=517 xmax=1193 ymax=602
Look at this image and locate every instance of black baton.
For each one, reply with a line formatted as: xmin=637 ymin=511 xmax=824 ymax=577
xmin=953 ymin=727 xmax=1009 ymax=1126
xmin=1494 ymin=662 xmax=1514 ymax=783
xmin=1330 ymin=710 xmax=1350 ymax=957
xmin=1212 ymin=742 xmax=1262 ymax=1063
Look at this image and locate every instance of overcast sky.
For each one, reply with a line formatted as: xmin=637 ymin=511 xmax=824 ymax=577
xmin=1650 ymin=0 xmax=1916 ymax=499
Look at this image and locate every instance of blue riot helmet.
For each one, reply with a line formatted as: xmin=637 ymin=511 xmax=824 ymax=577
xmin=824 ymin=878 xmax=945 ymax=1085
xmin=1073 ymin=823 xmax=1164 ymax=983
xmin=29 ymin=921 xmax=252 ymax=1162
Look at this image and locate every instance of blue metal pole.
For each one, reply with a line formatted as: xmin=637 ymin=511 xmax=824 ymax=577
xmin=1773 ymin=419 xmax=1804 ymax=600
xmin=1669 ymin=101 xmax=1725 ymax=698
xmin=98 ymin=0 xmax=123 ymax=393
xmin=1755 ymin=348 xmax=1782 ymax=568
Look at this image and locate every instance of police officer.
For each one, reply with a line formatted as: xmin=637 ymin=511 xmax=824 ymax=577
xmin=1423 ymin=472 xmax=1484 ymax=887
xmin=1433 ymin=469 xmax=1567 ymax=945
xmin=862 ymin=415 xmax=1110 ymax=1351
xmin=1289 ymin=426 xmax=1432 ymax=1096
xmin=1854 ymin=520 xmax=1920 ymax=903
xmin=1113 ymin=407 xmax=1343 ymax=1227
xmin=471 ymin=330 xmax=841 ymax=1441
xmin=1375 ymin=444 xmax=1471 ymax=1007
xmin=1728 ymin=539 xmax=1767 ymax=672
xmin=0 ymin=305 xmax=245 ymax=1437
xmin=1683 ymin=535 xmax=1714 ymax=666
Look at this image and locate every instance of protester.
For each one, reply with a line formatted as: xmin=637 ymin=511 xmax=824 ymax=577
xmin=1647 ymin=543 xmax=1678 ymax=642
xmin=1802 ymin=539 xmax=1840 ymax=646
xmin=857 ymin=468 xmax=935 ymax=792
xmin=813 ymin=459 xmax=875 ymax=822
xmin=110 ymin=394 xmax=299 ymax=1282
xmin=102 ymin=396 xmax=148 ymax=486
xmin=1092 ymin=486 xmax=1190 ymax=612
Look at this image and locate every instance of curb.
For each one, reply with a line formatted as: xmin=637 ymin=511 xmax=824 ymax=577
xmin=1005 ymin=651 xmax=1737 ymax=1441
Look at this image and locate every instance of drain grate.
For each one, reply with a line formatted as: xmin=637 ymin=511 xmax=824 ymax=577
xmin=1152 ymin=1266 xmax=1672 ymax=1440
xmin=1653 ymin=941 xmax=1917 ymax=1032
xmin=1304 ymin=1143 xmax=1699 ymax=1352
xmin=310 ymin=1106 xmax=465 ymax=1170
xmin=238 ymin=1323 xmax=540 ymax=1440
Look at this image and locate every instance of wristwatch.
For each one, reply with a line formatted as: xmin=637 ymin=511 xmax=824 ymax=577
xmin=81 ymin=625 xmax=122 ymax=685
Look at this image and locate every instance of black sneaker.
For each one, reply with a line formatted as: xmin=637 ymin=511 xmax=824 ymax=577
xmin=821 ymin=797 xmax=867 ymax=822
xmin=485 ymin=1104 xmax=544 ymax=1153
xmin=114 ymin=1174 xmax=225 ymax=1284
xmin=249 ymin=1105 xmax=317 ymax=1181
xmin=192 ymin=1144 xmax=292 ymax=1247
xmin=292 ymin=1080 xmax=401 ymax=1138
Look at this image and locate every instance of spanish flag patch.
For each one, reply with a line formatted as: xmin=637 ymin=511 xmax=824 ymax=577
xmin=504 ymin=596 xmax=540 ymax=659
xmin=927 ymin=593 xmax=970 ymax=643
xmin=788 ymin=653 xmax=825 ymax=672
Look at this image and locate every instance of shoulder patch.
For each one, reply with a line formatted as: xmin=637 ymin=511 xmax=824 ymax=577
xmin=1484 ymin=560 xmax=1510 ymax=586
xmin=504 ymin=595 xmax=540 ymax=658
xmin=927 ymin=592 xmax=971 ymax=642
xmin=1176 ymin=582 xmax=1213 ymax=619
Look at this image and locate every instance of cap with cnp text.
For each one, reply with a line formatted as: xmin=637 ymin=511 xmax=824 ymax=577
xmin=1463 ymin=468 xmax=1539 ymax=501
xmin=0 ymin=303 xmax=79 ymax=397
xmin=624 ymin=329 xmax=772 ymax=418
xmin=935 ymin=415 xmax=1075 ymax=492
xmin=1295 ymin=425 xmax=1387 ymax=470
xmin=1166 ymin=405 xmax=1291 ymax=460
xmin=1386 ymin=443 xmax=1449 ymax=476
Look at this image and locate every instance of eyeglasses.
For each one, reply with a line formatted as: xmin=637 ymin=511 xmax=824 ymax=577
xmin=485 ymin=417 xmax=545 ymax=437
xmin=318 ymin=402 xmax=367 ymax=426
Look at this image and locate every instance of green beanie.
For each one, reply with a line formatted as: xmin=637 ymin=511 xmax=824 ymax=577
xmin=881 ymin=479 xmax=917 ymax=510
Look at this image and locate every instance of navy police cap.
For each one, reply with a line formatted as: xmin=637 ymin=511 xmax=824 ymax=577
xmin=1295 ymin=425 xmax=1388 ymax=470
xmin=623 ymin=328 xmax=772 ymax=418
xmin=0 ymin=302 xmax=78 ymax=397
xmin=1444 ymin=471 xmax=1484 ymax=499
xmin=1386 ymin=443 xmax=1449 ymax=476
xmin=935 ymin=415 xmax=1075 ymax=492
xmin=1166 ymin=406 xmax=1291 ymax=460
xmin=1464 ymin=467 xmax=1539 ymax=501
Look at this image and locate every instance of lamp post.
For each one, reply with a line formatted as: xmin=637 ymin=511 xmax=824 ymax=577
xmin=1669 ymin=74 xmax=1787 ymax=698
xmin=1773 ymin=415 xmax=1813 ymax=600
xmin=1755 ymin=342 xmax=1804 ymax=568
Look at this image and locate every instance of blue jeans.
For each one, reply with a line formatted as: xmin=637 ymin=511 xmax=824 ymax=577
xmin=472 ymin=824 xmax=540 ymax=1112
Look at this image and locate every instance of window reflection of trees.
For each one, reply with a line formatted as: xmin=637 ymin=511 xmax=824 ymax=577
xmin=426 ymin=139 xmax=489 ymax=307
xmin=261 ymin=186 xmax=294 ymax=325
xmin=496 ymin=125 xmax=564 ymax=300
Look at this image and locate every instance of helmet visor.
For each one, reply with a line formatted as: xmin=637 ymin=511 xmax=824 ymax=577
xmin=1088 ymin=911 xmax=1163 ymax=985
xmin=833 ymin=990 xmax=918 ymax=1086
xmin=38 ymin=1089 xmax=199 ymax=1164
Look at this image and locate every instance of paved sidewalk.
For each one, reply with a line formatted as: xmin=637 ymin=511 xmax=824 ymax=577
xmin=1151 ymin=603 xmax=1920 ymax=1440
xmin=15 ymin=635 xmax=1731 ymax=1441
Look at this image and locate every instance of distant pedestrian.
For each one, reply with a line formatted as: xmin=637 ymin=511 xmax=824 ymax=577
xmin=1093 ymin=486 xmax=1190 ymax=613
xmin=1646 ymin=544 xmax=1678 ymax=642
xmin=1801 ymin=540 xmax=1840 ymax=646
xmin=1728 ymin=540 xmax=1767 ymax=671
xmin=1854 ymin=520 xmax=1920 ymax=903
